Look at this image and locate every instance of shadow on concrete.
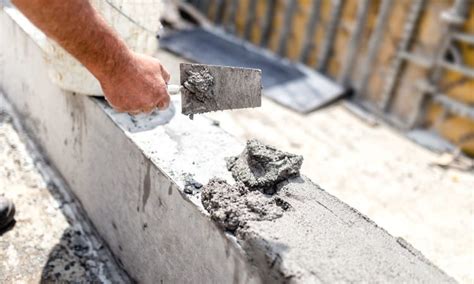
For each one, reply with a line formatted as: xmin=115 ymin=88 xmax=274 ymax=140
xmin=40 ymin=227 xmax=116 ymax=283
xmin=37 ymin=182 xmax=130 ymax=283
xmin=243 ymin=235 xmax=291 ymax=283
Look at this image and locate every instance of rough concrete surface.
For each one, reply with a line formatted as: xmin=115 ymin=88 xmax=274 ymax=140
xmin=203 ymin=140 xmax=456 ymax=283
xmin=0 ymin=109 xmax=127 ymax=283
xmin=206 ymin=97 xmax=474 ymax=283
xmin=202 ymin=178 xmax=290 ymax=235
xmin=241 ymin=176 xmax=455 ymax=283
xmin=202 ymin=139 xmax=299 ymax=235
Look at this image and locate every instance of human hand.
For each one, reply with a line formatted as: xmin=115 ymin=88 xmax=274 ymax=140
xmin=99 ymin=52 xmax=171 ymax=114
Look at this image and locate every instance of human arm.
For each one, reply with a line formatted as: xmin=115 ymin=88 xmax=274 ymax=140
xmin=11 ymin=0 xmax=170 ymax=113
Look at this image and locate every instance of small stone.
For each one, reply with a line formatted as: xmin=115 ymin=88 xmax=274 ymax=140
xmin=184 ymin=186 xmax=193 ymax=194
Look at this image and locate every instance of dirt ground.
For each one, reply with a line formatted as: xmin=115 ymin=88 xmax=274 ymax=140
xmin=0 ymin=108 xmax=127 ymax=283
xmin=207 ymin=98 xmax=474 ymax=283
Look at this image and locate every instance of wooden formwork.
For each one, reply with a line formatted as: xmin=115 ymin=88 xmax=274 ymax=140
xmin=187 ymin=0 xmax=474 ymax=156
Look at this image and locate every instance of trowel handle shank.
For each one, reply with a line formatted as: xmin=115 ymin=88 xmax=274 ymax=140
xmin=167 ymin=84 xmax=182 ymax=95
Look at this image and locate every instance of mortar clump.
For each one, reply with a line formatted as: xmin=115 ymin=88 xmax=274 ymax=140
xmin=201 ymin=178 xmax=290 ymax=235
xmin=201 ymin=139 xmax=300 ymax=235
xmin=226 ymin=139 xmax=303 ymax=194
xmin=183 ymin=68 xmax=215 ymax=103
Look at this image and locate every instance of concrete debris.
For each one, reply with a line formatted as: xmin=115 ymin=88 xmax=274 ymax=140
xmin=226 ymin=139 xmax=303 ymax=194
xmin=201 ymin=178 xmax=290 ymax=235
xmin=183 ymin=173 xmax=203 ymax=195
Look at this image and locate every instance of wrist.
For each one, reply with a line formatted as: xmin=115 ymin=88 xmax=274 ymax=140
xmin=89 ymin=43 xmax=135 ymax=84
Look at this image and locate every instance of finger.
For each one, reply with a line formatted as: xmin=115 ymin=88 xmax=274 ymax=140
xmin=109 ymin=101 xmax=140 ymax=114
xmin=154 ymin=83 xmax=170 ymax=109
xmin=161 ymin=65 xmax=171 ymax=83
xmin=157 ymin=97 xmax=170 ymax=110
xmin=108 ymin=102 xmax=127 ymax=113
xmin=128 ymin=109 xmax=143 ymax=115
xmin=128 ymin=107 xmax=156 ymax=115
xmin=141 ymin=105 xmax=157 ymax=114
xmin=156 ymin=90 xmax=171 ymax=110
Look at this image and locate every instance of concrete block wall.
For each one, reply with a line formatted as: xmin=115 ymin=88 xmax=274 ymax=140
xmin=0 ymin=6 xmax=455 ymax=283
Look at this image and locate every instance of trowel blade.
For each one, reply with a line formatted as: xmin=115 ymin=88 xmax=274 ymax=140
xmin=180 ymin=63 xmax=262 ymax=115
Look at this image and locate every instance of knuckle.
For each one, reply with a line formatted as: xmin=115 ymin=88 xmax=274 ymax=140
xmin=142 ymin=106 xmax=156 ymax=114
xmin=157 ymin=96 xmax=170 ymax=110
xmin=128 ymin=110 xmax=141 ymax=115
xmin=160 ymin=66 xmax=171 ymax=82
xmin=107 ymin=101 xmax=126 ymax=113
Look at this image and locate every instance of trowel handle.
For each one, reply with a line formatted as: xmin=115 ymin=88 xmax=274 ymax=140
xmin=167 ymin=84 xmax=182 ymax=95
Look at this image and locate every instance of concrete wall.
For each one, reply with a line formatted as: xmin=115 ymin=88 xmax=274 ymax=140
xmin=0 ymin=6 xmax=455 ymax=283
xmin=0 ymin=7 xmax=259 ymax=283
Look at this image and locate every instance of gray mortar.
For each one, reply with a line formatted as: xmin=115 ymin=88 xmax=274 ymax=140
xmin=183 ymin=68 xmax=215 ymax=101
xmin=201 ymin=178 xmax=290 ymax=235
xmin=180 ymin=63 xmax=261 ymax=118
xmin=202 ymin=139 xmax=297 ymax=235
xmin=182 ymin=66 xmax=215 ymax=120
xmin=226 ymin=139 xmax=303 ymax=194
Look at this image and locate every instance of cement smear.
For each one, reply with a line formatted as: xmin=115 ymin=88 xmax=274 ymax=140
xmin=226 ymin=139 xmax=303 ymax=194
xmin=201 ymin=139 xmax=299 ymax=235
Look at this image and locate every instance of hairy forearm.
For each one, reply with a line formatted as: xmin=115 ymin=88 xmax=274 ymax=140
xmin=11 ymin=0 xmax=132 ymax=81
xmin=11 ymin=0 xmax=171 ymax=113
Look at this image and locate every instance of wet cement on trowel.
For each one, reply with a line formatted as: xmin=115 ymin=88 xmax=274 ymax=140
xmin=182 ymin=66 xmax=215 ymax=119
xmin=201 ymin=139 xmax=303 ymax=236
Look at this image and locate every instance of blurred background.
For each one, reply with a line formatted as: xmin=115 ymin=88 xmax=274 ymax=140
xmin=161 ymin=0 xmax=474 ymax=157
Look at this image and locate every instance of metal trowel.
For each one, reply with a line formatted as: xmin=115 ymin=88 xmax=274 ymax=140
xmin=167 ymin=63 xmax=262 ymax=116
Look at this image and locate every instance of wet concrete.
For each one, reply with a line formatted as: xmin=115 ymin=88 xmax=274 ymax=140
xmin=181 ymin=64 xmax=217 ymax=116
xmin=226 ymin=139 xmax=303 ymax=194
xmin=180 ymin=63 xmax=262 ymax=116
xmin=183 ymin=66 xmax=215 ymax=102
xmin=201 ymin=178 xmax=290 ymax=235
xmin=202 ymin=140 xmax=299 ymax=235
